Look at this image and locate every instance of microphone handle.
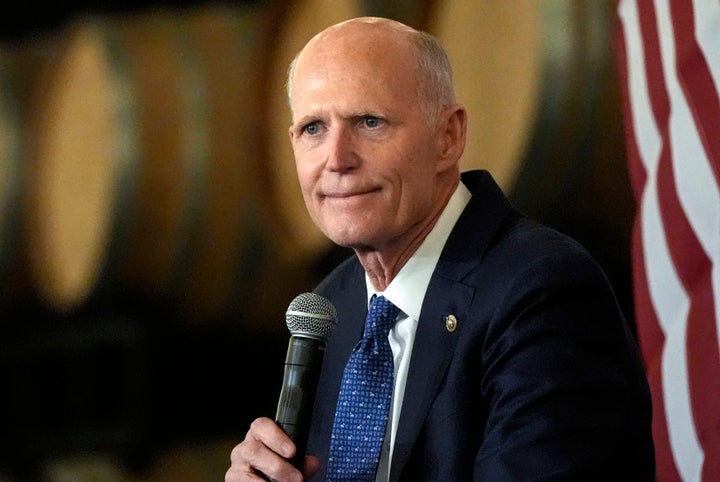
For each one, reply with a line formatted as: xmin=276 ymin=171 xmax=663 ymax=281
xmin=275 ymin=335 xmax=326 ymax=468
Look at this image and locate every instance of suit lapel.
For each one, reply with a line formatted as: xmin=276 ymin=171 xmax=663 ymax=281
xmin=389 ymin=171 xmax=514 ymax=481
xmin=389 ymin=276 xmax=474 ymax=481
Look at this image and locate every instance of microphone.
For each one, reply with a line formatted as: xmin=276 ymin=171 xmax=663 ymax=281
xmin=275 ymin=292 xmax=337 ymax=468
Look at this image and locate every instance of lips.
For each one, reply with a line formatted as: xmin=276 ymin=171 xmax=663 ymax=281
xmin=324 ymin=191 xmax=365 ymax=198
xmin=321 ymin=187 xmax=380 ymax=199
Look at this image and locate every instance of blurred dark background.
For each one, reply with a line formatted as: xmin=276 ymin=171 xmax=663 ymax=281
xmin=0 ymin=1 xmax=635 ymax=480
xmin=0 ymin=1 xmax=253 ymax=40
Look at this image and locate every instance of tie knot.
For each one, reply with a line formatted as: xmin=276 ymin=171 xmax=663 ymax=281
xmin=364 ymin=295 xmax=400 ymax=340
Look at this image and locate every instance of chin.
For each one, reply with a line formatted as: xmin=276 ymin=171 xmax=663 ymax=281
xmin=326 ymin=234 xmax=360 ymax=249
xmin=320 ymin=216 xmax=385 ymax=249
xmin=324 ymin=228 xmax=369 ymax=250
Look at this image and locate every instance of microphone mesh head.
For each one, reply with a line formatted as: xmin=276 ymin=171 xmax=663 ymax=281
xmin=285 ymin=292 xmax=337 ymax=340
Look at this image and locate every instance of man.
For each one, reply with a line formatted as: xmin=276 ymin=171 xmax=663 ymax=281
xmin=226 ymin=17 xmax=654 ymax=482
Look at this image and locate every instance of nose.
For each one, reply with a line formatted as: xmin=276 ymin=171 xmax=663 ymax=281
xmin=325 ymin=124 xmax=360 ymax=172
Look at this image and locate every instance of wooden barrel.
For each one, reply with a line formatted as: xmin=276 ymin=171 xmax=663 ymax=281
xmin=0 ymin=49 xmax=25 ymax=309
xmin=22 ymin=6 xmax=315 ymax=327
xmin=0 ymin=37 xmax=65 ymax=312
xmin=507 ymin=1 xmax=637 ymax=319
xmin=171 ymin=4 xmax=284 ymax=324
xmin=425 ymin=0 xmax=544 ymax=193
xmin=23 ymin=13 xmax=209 ymax=312
xmin=264 ymin=0 xmax=364 ymax=267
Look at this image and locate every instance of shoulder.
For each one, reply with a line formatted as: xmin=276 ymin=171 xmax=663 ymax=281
xmin=493 ymin=216 xmax=609 ymax=289
xmin=455 ymin=170 xmax=609 ymax=291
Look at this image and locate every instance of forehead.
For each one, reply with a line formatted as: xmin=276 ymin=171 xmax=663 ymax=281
xmin=291 ymin=23 xmax=419 ymax=106
xmin=304 ymin=19 xmax=416 ymax=64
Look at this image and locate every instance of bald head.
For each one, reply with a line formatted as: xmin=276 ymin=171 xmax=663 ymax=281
xmin=287 ymin=17 xmax=455 ymax=127
xmin=309 ymin=16 xmax=417 ymax=44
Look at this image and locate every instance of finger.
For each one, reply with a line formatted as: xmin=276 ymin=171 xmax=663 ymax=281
xmin=248 ymin=417 xmax=297 ymax=459
xmin=228 ymin=419 xmax=303 ymax=482
xmin=302 ymin=455 xmax=322 ymax=479
xmin=225 ymin=464 xmax=268 ymax=482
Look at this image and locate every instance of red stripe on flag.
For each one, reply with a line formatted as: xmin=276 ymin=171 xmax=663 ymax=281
xmin=617 ymin=0 xmax=720 ymax=480
xmin=657 ymin=144 xmax=720 ymax=481
xmin=653 ymin=3 xmax=720 ymax=478
xmin=614 ymin=6 xmax=681 ymax=478
xmin=634 ymin=229 xmax=679 ymax=481
xmin=632 ymin=3 xmax=683 ymax=474
xmin=636 ymin=0 xmax=669 ymax=126
xmin=616 ymin=20 xmax=679 ymax=482
xmin=669 ymin=0 xmax=720 ymax=179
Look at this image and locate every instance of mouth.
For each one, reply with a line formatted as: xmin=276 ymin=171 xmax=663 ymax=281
xmin=322 ymin=187 xmax=381 ymax=200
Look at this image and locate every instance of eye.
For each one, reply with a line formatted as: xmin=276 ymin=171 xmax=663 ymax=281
xmin=362 ymin=116 xmax=382 ymax=128
xmin=302 ymin=121 xmax=322 ymax=136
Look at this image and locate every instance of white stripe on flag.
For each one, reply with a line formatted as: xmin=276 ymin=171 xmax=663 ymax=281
xmin=689 ymin=0 xmax=720 ymax=375
xmin=618 ymin=0 xmax=704 ymax=480
xmin=655 ymin=0 xmax=720 ymax=338
xmin=693 ymin=0 xmax=720 ymax=91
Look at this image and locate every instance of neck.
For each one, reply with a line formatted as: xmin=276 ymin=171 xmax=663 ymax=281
xmin=356 ymin=176 xmax=459 ymax=291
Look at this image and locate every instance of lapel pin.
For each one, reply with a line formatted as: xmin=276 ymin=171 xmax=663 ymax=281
xmin=444 ymin=314 xmax=457 ymax=333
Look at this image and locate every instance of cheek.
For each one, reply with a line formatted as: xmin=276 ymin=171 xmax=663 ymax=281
xmin=397 ymin=163 xmax=440 ymax=217
xmin=294 ymin=153 xmax=316 ymax=192
xmin=294 ymin=160 xmax=324 ymax=224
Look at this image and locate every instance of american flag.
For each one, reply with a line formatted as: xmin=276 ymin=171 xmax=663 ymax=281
xmin=615 ymin=0 xmax=720 ymax=480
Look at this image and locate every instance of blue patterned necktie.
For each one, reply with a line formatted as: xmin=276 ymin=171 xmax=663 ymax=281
xmin=326 ymin=295 xmax=400 ymax=481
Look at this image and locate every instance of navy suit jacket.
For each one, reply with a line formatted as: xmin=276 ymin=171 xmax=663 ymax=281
xmin=307 ymin=170 xmax=654 ymax=481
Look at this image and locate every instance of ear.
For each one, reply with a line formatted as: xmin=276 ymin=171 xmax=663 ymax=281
xmin=436 ymin=104 xmax=467 ymax=172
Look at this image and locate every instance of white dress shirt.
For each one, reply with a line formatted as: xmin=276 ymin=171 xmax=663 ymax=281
xmin=366 ymin=182 xmax=471 ymax=481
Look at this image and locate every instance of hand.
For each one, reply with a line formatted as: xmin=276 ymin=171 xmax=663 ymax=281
xmin=225 ymin=417 xmax=321 ymax=482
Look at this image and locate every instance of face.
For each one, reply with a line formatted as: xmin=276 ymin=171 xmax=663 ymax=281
xmin=288 ymin=22 xmax=457 ymax=253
